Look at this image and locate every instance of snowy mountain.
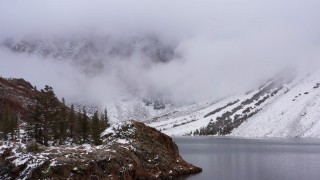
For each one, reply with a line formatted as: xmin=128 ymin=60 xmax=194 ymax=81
xmin=1 ymin=35 xmax=176 ymax=75
xmin=147 ymin=69 xmax=320 ymax=138
xmin=3 ymin=35 xmax=320 ymax=138
xmin=231 ymin=70 xmax=320 ymax=138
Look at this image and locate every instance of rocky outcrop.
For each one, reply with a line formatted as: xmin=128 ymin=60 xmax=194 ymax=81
xmin=0 ymin=77 xmax=40 ymax=133
xmin=0 ymin=77 xmax=38 ymax=117
xmin=0 ymin=121 xmax=201 ymax=179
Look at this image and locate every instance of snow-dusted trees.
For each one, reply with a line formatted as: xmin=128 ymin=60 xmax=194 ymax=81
xmin=28 ymin=85 xmax=72 ymax=145
xmin=56 ymin=98 xmax=68 ymax=143
xmin=101 ymin=108 xmax=110 ymax=130
xmin=91 ymin=111 xmax=101 ymax=145
xmin=27 ymin=85 xmax=61 ymax=145
xmin=41 ymin=85 xmax=60 ymax=145
xmin=24 ymin=85 xmax=110 ymax=146
xmin=28 ymin=99 xmax=43 ymax=143
xmin=79 ymin=107 xmax=90 ymax=143
xmin=0 ymin=84 xmax=111 ymax=146
xmin=91 ymin=109 xmax=110 ymax=145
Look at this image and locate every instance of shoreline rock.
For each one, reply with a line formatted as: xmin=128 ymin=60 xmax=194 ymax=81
xmin=0 ymin=121 xmax=202 ymax=179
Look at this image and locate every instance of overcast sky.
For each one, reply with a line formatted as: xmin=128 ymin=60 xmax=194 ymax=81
xmin=1 ymin=0 xmax=320 ymax=104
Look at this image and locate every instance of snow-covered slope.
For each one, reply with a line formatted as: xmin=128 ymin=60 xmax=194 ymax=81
xmin=147 ymin=95 xmax=243 ymax=135
xmin=231 ymin=70 xmax=320 ymax=138
xmin=146 ymin=70 xmax=320 ymax=138
xmin=72 ymin=97 xmax=185 ymax=123
xmin=104 ymin=99 xmax=179 ymax=123
xmin=147 ymin=76 xmax=289 ymax=135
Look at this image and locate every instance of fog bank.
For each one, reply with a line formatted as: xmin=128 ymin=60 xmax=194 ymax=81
xmin=1 ymin=0 xmax=320 ymax=104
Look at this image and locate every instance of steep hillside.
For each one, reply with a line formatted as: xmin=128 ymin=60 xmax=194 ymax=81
xmin=147 ymin=70 xmax=320 ymax=138
xmin=0 ymin=76 xmax=102 ymax=146
xmin=231 ymin=70 xmax=320 ymax=137
xmin=147 ymin=75 xmax=291 ymax=135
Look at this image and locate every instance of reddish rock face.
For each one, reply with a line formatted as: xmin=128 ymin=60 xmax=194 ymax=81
xmin=0 ymin=77 xmax=38 ymax=119
xmin=103 ymin=121 xmax=202 ymax=179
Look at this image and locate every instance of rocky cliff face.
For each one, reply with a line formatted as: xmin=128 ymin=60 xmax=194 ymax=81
xmin=0 ymin=120 xmax=201 ymax=180
xmin=0 ymin=77 xmax=38 ymax=120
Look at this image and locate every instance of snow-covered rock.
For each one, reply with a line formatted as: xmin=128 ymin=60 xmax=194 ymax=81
xmin=0 ymin=121 xmax=201 ymax=180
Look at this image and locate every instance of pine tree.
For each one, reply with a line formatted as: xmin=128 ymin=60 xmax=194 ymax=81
xmin=100 ymin=108 xmax=110 ymax=130
xmin=68 ymin=104 xmax=76 ymax=142
xmin=28 ymin=100 xmax=43 ymax=143
xmin=91 ymin=111 xmax=102 ymax=145
xmin=75 ymin=112 xmax=82 ymax=144
xmin=80 ymin=107 xmax=90 ymax=143
xmin=27 ymin=85 xmax=60 ymax=146
xmin=40 ymin=85 xmax=60 ymax=146
xmin=57 ymin=98 xmax=67 ymax=144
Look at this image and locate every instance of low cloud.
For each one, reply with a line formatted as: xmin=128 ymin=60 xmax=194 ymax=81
xmin=1 ymin=0 xmax=320 ymax=104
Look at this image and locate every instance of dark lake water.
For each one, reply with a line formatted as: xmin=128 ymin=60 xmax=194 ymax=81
xmin=174 ymin=137 xmax=320 ymax=180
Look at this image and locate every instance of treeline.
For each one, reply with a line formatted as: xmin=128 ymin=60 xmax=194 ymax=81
xmin=192 ymin=111 xmax=257 ymax=136
xmin=0 ymin=85 xmax=110 ymax=146
xmin=192 ymin=119 xmax=234 ymax=136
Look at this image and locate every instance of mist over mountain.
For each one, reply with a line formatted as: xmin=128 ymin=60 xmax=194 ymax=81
xmin=2 ymin=35 xmax=177 ymax=74
xmin=1 ymin=0 xmax=320 ymax=107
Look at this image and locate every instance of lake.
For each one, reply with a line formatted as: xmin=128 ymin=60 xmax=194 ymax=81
xmin=174 ymin=137 xmax=320 ymax=180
